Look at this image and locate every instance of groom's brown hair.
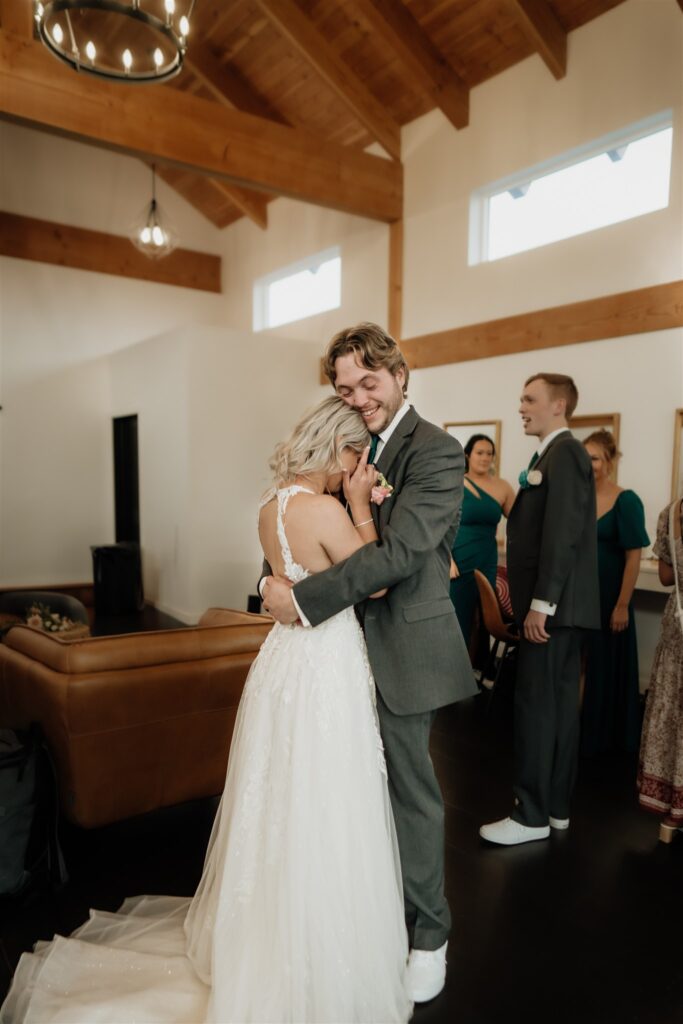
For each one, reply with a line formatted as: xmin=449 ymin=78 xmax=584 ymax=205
xmin=525 ymin=372 xmax=579 ymax=418
xmin=323 ymin=322 xmax=409 ymax=396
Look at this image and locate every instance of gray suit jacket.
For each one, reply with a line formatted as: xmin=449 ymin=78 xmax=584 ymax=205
xmin=288 ymin=406 xmax=478 ymax=715
xmin=506 ymin=431 xmax=600 ymax=630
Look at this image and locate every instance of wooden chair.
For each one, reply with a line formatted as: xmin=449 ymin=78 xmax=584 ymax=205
xmin=473 ymin=570 xmax=519 ymax=701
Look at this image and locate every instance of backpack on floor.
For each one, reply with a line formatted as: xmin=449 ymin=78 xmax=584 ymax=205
xmin=0 ymin=725 xmax=67 ymax=897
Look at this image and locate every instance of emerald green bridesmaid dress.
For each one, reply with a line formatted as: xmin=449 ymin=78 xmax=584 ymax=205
xmin=581 ymin=489 xmax=650 ymax=755
xmin=449 ymin=479 xmax=502 ymax=647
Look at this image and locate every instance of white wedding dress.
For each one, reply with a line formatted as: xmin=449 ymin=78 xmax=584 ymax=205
xmin=1 ymin=486 xmax=412 ymax=1024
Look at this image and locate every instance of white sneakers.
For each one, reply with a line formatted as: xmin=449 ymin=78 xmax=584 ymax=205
xmin=549 ymin=816 xmax=570 ymax=830
xmin=479 ymin=817 xmax=550 ymax=845
xmin=479 ymin=815 xmax=571 ymax=844
xmin=406 ymin=940 xmax=447 ymax=1002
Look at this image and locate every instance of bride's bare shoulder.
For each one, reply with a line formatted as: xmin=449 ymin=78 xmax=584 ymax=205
xmin=289 ymin=493 xmax=346 ymax=520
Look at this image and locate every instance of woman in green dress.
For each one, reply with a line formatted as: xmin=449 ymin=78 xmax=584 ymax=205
xmin=581 ymin=430 xmax=650 ymax=755
xmin=450 ymin=434 xmax=514 ymax=653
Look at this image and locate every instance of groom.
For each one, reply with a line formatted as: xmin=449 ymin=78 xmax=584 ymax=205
xmin=480 ymin=372 xmax=599 ymax=845
xmin=263 ymin=323 xmax=477 ymax=1002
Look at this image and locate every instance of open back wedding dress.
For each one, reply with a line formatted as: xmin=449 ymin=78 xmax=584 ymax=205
xmin=1 ymin=486 xmax=412 ymax=1024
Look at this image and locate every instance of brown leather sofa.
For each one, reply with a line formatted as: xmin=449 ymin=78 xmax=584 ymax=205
xmin=0 ymin=609 xmax=273 ymax=828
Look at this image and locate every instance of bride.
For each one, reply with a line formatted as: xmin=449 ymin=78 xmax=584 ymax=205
xmin=1 ymin=396 xmax=413 ymax=1024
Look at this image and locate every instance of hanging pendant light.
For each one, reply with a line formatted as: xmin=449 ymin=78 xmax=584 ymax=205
xmin=34 ymin=1 xmax=195 ymax=85
xmin=129 ymin=165 xmax=179 ymax=259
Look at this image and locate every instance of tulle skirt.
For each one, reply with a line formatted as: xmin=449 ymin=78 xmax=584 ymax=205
xmin=2 ymin=610 xmax=412 ymax=1023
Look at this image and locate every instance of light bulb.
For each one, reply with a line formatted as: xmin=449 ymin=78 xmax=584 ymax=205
xmin=153 ymin=47 xmax=163 ymax=68
xmin=179 ymin=15 xmax=189 ymax=36
xmin=164 ymin=0 xmax=175 ymax=14
xmin=52 ymin=22 xmax=63 ymax=45
xmin=122 ymin=48 xmax=132 ymax=71
xmin=85 ymin=40 xmax=96 ymax=62
xmin=140 ymin=226 xmax=152 ymax=245
xmin=35 ymin=3 xmax=44 ymax=21
xmin=152 ymin=225 xmax=165 ymax=247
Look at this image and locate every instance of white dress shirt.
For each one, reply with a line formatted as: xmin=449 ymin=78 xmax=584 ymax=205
xmin=529 ymin=426 xmax=570 ymax=617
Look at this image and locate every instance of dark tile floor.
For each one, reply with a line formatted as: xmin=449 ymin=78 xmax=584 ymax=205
xmin=2 ymin=690 xmax=682 ymax=1023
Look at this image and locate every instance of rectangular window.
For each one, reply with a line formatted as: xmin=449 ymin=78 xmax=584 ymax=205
xmin=469 ymin=111 xmax=673 ymax=264
xmin=253 ymin=247 xmax=341 ymax=331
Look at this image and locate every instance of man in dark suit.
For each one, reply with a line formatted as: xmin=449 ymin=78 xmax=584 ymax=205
xmin=263 ymin=323 xmax=477 ymax=1001
xmin=480 ymin=372 xmax=599 ymax=846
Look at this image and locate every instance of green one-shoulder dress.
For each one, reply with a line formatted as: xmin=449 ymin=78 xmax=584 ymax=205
xmin=449 ymin=478 xmax=502 ymax=647
xmin=581 ymin=489 xmax=650 ymax=755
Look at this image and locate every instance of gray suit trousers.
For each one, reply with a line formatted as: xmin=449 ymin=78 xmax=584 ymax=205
xmin=512 ymin=629 xmax=582 ymax=827
xmin=376 ymin=693 xmax=450 ymax=951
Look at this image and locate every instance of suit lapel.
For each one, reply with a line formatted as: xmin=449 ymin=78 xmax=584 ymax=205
xmin=375 ymin=406 xmax=419 ymax=480
xmin=509 ymin=430 xmax=572 ymax=519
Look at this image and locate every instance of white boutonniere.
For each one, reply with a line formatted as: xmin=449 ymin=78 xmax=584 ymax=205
xmin=518 ymin=468 xmax=543 ymax=489
xmin=371 ymin=471 xmax=394 ymax=505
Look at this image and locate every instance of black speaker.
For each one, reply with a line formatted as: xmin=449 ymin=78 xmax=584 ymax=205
xmin=91 ymin=543 xmax=144 ymax=616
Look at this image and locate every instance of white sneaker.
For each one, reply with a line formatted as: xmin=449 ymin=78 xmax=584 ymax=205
xmin=549 ymin=816 xmax=570 ymax=830
xmin=479 ymin=817 xmax=550 ymax=845
xmin=406 ymin=940 xmax=447 ymax=1002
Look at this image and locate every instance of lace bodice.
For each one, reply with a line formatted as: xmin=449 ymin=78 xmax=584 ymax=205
xmin=260 ymin=485 xmax=314 ymax=584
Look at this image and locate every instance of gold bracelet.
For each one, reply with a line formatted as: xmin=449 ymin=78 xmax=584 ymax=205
xmin=354 ymin=518 xmax=373 ymax=528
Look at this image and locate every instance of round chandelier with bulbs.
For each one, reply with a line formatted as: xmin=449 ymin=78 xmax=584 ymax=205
xmin=33 ymin=1 xmax=194 ymax=84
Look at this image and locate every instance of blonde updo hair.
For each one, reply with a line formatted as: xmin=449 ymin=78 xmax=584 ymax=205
xmin=583 ymin=429 xmax=621 ymax=466
xmin=270 ymin=396 xmax=370 ymax=486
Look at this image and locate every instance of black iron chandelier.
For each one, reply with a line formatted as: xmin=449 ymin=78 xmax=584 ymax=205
xmin=33 ymin=1 xmax=195 ymax=84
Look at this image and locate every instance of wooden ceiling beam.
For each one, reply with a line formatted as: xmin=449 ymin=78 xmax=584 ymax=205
xmin=186 ymin=38 xmax=297 ymax=229
xmin=0 ymin=32 xmax=402 ymax=222
xmin=186 ymin=40 xmax=289 ymax=124
xmin=353 ymin=0 xmax=469 ymax=130
xmin=153 ymin=165 xmax=243 ymax=230
xmin=509 ymin=0 xmax=567 ymax=80
xmin=0 ymin=0 xmax=32 ymax=38
xmin=254 ymin=0 xmax=401 ymax=160
xmin=0 ymin=210 xmax=222 ymax=292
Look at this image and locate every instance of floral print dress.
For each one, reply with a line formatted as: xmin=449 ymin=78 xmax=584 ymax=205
xmin=637 ymin=501 xmax=683 ymax=821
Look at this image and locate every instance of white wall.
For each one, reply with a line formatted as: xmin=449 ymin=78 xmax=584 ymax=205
xmin=220 ymin=198 xmax=389 ymax=342
xmin=0 ymin=124 xmax=226 ymax=584
xmin=110 ymin=327 xmax=322 ymax=621
xmin=401 ymin=0 xmax=683 ymax=335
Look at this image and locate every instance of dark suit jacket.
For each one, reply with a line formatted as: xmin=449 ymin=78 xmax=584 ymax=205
xmin=266 ymin=407 xmax=477 ymax=716
xmin=506 ymin=430 xmax=600 ymax=630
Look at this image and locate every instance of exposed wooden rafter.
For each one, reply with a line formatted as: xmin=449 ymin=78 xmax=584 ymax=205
xmin=0 ymin=211 xmax=222 ymax=292
xmin=0 ymin=32 xmax=403 ymax=222
xmin=353 ymin=0 xmax=469 ymax=130
xmin=186 ymin=41 xmax=289 ymax=124
xmin=509 ymin=0 xmax=567 ymax=80
xmin=254 ymin=0 xmax=402 ymax=160
xmin=0 ymin=0 xmax=32 ymax=37
xmin=153 ymin=165 xmax=244 ymax=230
xmin=185 ymin=38 xmax=297 ymax=230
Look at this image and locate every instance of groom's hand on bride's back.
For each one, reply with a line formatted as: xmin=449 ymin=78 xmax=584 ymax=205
xmin=262 ymin=575 xmax=300 ymax=625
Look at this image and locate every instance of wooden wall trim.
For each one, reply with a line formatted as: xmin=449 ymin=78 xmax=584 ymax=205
xmin=388 ymin=219 xmax=403 ymax=341
xmin=319 ymin=281 xmax=683 ymax=383
xmin=400 ymin=281 xmax=683 ymax=369
xmin=0 ymin=211 xmax=222 ymax=293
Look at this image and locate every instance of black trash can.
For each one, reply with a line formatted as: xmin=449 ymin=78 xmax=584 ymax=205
xmin=91 ymin=543 xmax=144 ymax=616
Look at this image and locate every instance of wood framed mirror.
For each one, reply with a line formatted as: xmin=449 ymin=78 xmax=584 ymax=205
xmin=444 ymin=420 xmax=502 ymax=473
xmin=569 ymin=413 xmax=621 ymax=481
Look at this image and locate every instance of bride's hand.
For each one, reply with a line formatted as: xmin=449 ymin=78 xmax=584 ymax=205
xmin=343 ymin=446 xmax=376 ymax=510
